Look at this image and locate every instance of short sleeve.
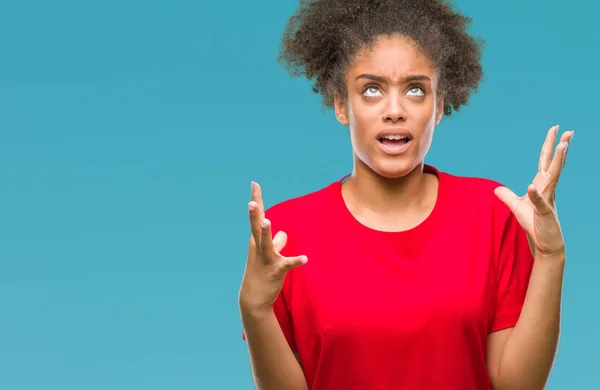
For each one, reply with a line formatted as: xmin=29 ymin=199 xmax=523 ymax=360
xmin=490 ymin=211 xmax=534 ymax=332
xmin=241 ymin=205 xmax=298 ymax=351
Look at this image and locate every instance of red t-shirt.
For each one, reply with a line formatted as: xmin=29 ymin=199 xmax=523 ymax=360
xmin=243 ymin=165 xmax=534 ymax=389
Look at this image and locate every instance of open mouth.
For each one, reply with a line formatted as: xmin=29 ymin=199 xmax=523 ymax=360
xmin=378 ymin=135 xmax=411 ymax=146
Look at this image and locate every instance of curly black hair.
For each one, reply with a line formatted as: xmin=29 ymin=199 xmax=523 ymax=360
xmin=278 ymin=0 xmax=484 ymax=116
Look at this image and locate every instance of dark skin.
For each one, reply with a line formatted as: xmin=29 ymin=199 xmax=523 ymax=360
xmin=331 ymin=33 xmax=573 ymax=388
xmin=334 ymin=35 xmax=443 ymax=232
xmin=241 ymin=32 xmax=573 ymax=390
xmin=331 ymin=32 xmax=516 ymax=376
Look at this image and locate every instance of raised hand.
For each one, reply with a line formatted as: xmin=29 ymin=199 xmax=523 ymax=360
xmin=494 ymin=125 xmax=574 ymax=261
xmin=238 ymin=181 xmax=308 ymax=317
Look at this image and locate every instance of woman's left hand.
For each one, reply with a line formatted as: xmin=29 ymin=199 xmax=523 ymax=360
xmin=494 ymin=125 xmax=574 ymax=261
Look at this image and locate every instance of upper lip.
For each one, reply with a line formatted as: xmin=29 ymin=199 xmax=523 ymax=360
xmin=376 ymin=129 xmax=413 ymax=140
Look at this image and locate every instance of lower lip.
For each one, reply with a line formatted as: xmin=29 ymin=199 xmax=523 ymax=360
xmin=377 ymin=139 xmax=412 ymax=155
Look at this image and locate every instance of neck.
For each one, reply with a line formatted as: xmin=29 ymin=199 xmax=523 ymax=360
xmin=341 ymin=160 xmax=438 ymax=230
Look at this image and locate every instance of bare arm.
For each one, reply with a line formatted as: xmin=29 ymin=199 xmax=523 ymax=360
xmin=241 ymin=308 xmax=308 ymax=390
xmin=487 ymin=259 xmax=564 ymax=389
xmin=490 ymin=126 xmax=573 ymax=389
xmin=239 ymin=181 xmax=309 ymax=390
xmin=488 ymin=257 xmax=564 ymax=390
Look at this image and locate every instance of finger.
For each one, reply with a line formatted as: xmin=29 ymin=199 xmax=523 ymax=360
xmin=495 ymin=186 xmax=532 ymax=234
xmin=562 ymin=130 xmax=574 ymax=168
xmin=259 ymin=218 xmax=275 ymax=256
xmin=547 ymin=140 xmax=569 ymax=187
xmin=248 ymin=201 xmax=262 ymax=244
xmin=539 ymin=125 xmax=559 ymax=172
xmin=527 ymin=184 xmax=553 ymax=214
xmin=272 ymin=230 xmax=288 ymax=253
xmin=494 ymin=186 xmax=520 ymax=213
xmin=246 ymin=234 xmax=258 ymax=266
xmin=557 ymin=129 xmax=572 ymax=144
xmin=247 ymin=233 xmax=255 ymax=252
xmin=251 ymin=181 xmax=266 ymax=220
xmin=248 ymin=181 xmax=266 ymax=246
xmin=275 ymin=255 xmax=308 ymax=278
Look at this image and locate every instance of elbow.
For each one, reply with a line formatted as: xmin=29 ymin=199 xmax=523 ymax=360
xmin=490 ymin=371 xmax=549 ymax=390
xmin=492 ymin=383 xmax=547 ymax=390
xmin=490 ymin=349 xmax=554 ymax=390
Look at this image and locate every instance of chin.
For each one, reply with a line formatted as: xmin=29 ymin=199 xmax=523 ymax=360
xmin=370 ymin=158 xmax=418 ymax=180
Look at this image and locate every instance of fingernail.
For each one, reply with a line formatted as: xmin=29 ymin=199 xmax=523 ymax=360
xmin=248 ymin=202 xmax=256 ymax=211
xmin=261 ymin=219 xmax=269 ymax=229
xmin=300 ymin=256 xmax=308 ymax=264
xmin=251 ymin=181 xmax=258 ymax=192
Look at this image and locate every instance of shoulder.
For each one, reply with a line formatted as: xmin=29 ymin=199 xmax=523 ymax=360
xmin=437 ymin=168 xmax=512 ymax=220
xmin=440 ymin=168 xmax=503 ymax=194
xmin=264 ymin=179 xmax=339 ymax=229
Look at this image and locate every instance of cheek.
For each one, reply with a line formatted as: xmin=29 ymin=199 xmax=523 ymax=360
xmin=416 ymin=100 xmax=438 ymax=131
xmin=348 ymin=104 xmax=377 ymax=148
xmin=348 ymin=98 xmax=378 ymax=131
xmin=416 ymin=112 xmax=437 ymax=151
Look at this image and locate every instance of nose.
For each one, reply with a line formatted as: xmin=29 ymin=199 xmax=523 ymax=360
xmin=382 ymin=92 xmax=406 ymax=123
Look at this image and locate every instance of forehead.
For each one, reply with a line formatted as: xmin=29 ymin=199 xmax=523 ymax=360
xmin=349 ymin=35 xmax=436 ymax=79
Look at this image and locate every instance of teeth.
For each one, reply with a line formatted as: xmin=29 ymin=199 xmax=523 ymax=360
xmin=383 ymin=135 xmax=408 ymax=140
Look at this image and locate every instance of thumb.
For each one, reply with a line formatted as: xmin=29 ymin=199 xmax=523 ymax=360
xmin=277 ymin=255 xmax=308 ymax=276
xmin=494 ymin=186 xmax=519 ymax=212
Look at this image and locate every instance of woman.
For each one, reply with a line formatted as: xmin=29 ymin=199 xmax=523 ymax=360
xmin=238 ymin=0 xmax=573 ymax=389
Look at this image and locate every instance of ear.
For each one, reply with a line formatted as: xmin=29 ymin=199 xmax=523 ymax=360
xmin=334 ymin=93 xmax=349 ymax=126
xmin=435 ymin=95 xmax=444 ymax=126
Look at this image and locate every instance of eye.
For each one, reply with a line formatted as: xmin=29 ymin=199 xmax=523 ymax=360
xmin=363 ymin=85 xmax=382 ymax=98
xmin=406 ymin=85 xmax=425 ymax=97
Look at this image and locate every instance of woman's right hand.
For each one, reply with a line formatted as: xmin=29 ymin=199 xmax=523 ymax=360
xmin=238 ymin=181 xmax=308 ymax=318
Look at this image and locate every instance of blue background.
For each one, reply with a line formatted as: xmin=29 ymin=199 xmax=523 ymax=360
xmin=0 ymin=0 xmax=596 ymax=388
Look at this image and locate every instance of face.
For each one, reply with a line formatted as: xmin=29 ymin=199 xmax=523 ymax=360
xmin=334 ymin=34 xmax=444 ymax=179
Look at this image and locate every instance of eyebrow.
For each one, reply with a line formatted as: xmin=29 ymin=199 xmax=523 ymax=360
xmin=355 ymin=74 xmax=431 ymax=83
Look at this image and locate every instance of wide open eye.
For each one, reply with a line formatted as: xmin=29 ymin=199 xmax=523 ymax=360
xmin=363 ymin=85 xmax=382 ymax=98
xmin=406 ymin=85 xmax=425 ymax=97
